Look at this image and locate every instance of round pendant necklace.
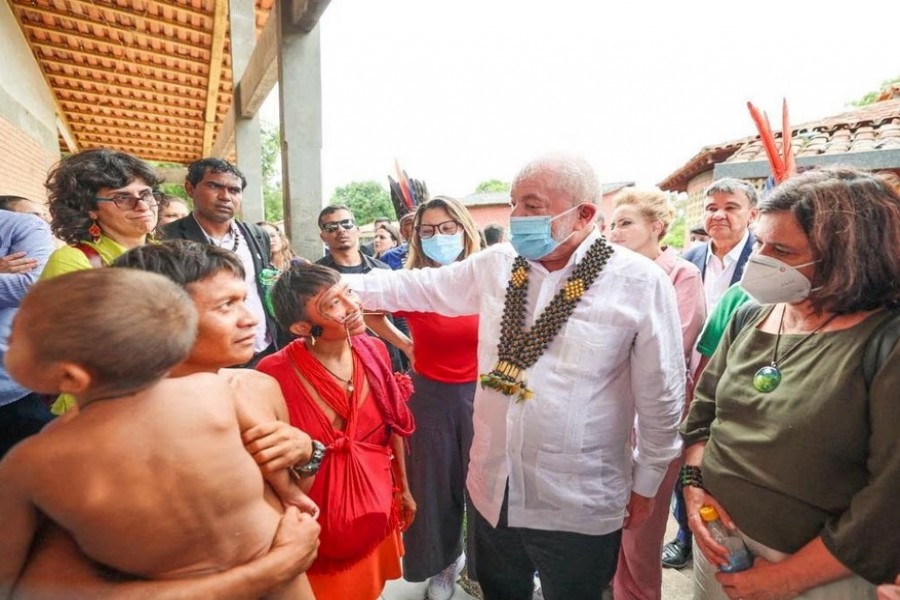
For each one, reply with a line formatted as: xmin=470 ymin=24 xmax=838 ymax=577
xmin=313 ymin=343 xmax=355 ymax=392
xmin=753 ymin=307 xmax=839 ymax=393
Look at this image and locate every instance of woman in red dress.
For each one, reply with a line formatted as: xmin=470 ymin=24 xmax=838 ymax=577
xmin=259 ymin=263 xmax=416 ymax=600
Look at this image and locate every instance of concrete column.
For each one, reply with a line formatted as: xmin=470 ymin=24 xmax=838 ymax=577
xmin=229 ymin=0 xmax=264 ymax=223
xmin=277 ymin=13 xmax=323 ymax=260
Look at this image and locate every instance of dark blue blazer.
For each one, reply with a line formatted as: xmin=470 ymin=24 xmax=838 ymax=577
xmin=682 ymin=232 xmax=756 ymax=285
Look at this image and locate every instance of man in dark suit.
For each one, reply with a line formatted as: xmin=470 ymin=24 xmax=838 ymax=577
xmin=681 ymin=178 xmax=758 ymax=311
xmin=161 ymin=158 xmax=276 ymax=365
xmin=661 ymin=177 xmax=757 ymax=571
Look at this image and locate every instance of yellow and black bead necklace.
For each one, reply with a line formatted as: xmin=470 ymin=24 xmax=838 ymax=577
xmin=480 ymin=237 xmax=614 ymax=402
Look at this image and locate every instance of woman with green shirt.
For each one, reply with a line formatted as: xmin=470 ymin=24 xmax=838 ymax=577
xmin=42 ymin=149 xmax=162 ymax=415
xmin=42 ymin=148 xmax=161 ymax=278
xmin=681 ymin=167 xmax=900 ymax=598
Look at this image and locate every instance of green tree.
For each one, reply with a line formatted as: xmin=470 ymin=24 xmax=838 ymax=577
xmin=661 ymin=191 xmax=687 ymax=250
xmin=475 ymin=179 xmax=510 ymax=193
xmin=851 ymin=75 xmax=900 ymax=107
xmin=261 ymin=122 xmax=283 ymax=222
xmin=329 ymin=181 xmax=393 ymax=225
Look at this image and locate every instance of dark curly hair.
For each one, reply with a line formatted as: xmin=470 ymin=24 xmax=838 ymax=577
xmin=761 ymin=166 xmax=900 ymax=313
xmin=45 ymin=149 xmax=163 ymax=244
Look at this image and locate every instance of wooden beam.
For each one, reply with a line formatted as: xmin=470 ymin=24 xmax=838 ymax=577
xmin=289 ymin=0 xmax=331 ymax=32
xmin=56 ymin=115 xmax=78 ymax=153
xmin=210 ymin=104 xmax=236 ymax=158
xmin=236 ymin=1 xmax=279 ymax=118
xmin=201 ymin=0 xmax=229 ymax=155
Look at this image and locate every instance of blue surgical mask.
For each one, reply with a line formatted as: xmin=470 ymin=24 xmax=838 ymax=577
xmin=422 ymin=232 xmax=464 ymax=265
xmin=509 ymin=205 xmax=579 ymax=260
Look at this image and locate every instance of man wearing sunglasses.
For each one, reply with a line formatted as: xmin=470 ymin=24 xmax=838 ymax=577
xmin=161 ymin=158 xmax=276 ymax=366
xmin=315 ymin=205 xmax=390 ymax=274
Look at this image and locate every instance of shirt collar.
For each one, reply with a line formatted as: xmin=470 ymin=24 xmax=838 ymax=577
xmin=704 ymin=229 xmax=750 ymax=266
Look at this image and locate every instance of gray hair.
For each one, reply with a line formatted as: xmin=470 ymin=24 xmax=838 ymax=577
xmin=703 ymin=178 xmax=759 ymax=207
xmin=513 ymin=154 xmax=600 ymax=206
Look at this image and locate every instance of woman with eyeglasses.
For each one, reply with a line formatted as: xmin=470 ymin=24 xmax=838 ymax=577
xmin=368 ymin=196 xmax=482 ymax=599
xmin=41 ymin=148 xmax=161 ymax=278
xmin=39 ymin=149 xmax=162 ymax=416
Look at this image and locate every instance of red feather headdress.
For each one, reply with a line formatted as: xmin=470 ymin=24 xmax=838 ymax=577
xmin=747 ymin=99 xmax=796 ymax=184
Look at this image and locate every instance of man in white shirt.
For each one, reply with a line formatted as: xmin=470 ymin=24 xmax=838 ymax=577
xmin=681 ymin=178 xmax=758 ymax=311
xmin=344 ymin=154 xmax=684 ymax=600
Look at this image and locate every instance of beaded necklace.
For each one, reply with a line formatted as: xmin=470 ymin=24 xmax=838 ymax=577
xmin=196 ymin=216 xmax=240 ymax=252
xmin=480 ymin=237 xmax=614 ymax=402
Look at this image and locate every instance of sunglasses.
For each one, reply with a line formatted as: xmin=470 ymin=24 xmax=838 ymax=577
xmin=321 ymin=218 xmax=356 ymax=233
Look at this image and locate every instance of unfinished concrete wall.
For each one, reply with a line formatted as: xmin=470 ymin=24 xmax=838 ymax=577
xmin=0 ymin=3 xmax=60 ymax=202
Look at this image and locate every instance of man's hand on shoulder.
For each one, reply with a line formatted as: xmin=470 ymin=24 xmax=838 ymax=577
xmin=0 ymin=251 xmax=39 ymax=274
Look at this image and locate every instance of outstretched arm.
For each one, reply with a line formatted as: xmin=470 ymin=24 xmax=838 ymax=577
xmin=364 ymin=314 xmax=414 ymax=370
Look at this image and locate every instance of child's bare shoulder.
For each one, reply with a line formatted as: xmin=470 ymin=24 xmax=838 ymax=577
xmin=156 ymin=371 xmax=232 ymax=395
xmin=218 ymin=368 xmax=281 ymax=396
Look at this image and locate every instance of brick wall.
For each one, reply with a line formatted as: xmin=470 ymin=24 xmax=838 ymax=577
xmin=0 ymin=114 xmax=57 ymax=204
xmin=468 ymin=204 xmax=511 ymax=231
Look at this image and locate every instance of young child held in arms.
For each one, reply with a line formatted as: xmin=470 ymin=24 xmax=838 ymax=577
xmin=0 ymin=269 xmax=315 ymax=599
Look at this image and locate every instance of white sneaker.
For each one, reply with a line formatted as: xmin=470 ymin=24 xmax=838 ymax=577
xmin=426 ymin=553 xmax=466 ymax=600
xmin=532 ymin=573 xmax=545 ymax=600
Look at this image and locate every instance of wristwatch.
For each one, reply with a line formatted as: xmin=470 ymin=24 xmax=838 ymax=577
xmin=293 ymin=440 xmax=326 ymax=477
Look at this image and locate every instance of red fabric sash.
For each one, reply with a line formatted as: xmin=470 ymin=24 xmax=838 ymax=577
xmin=284 ymin=336 xmax=414 ymax=573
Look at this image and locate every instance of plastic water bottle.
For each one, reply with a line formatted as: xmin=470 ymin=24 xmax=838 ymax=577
xmin=699 ymin=505 xmax=753 ymax=573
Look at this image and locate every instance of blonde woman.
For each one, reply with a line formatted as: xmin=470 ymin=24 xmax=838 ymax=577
xmin=608 ymin=188 xmax=706 ymax=600
xmin=257 ymin=221 xmax=305 ymax=270
xmin=370 ymin=196 xmax=482 ymax=600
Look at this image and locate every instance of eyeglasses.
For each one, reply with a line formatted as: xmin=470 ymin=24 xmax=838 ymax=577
xmin=94 ymin=190 xmax=158 ymax=210
xmin=321 ymin=219 xmax=356 ymax=233
xmin=416 ymin=219 xmax=460 ymax=239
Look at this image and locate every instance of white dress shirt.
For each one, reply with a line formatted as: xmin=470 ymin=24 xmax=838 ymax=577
xmin=345 ymin=230 xmax=684 ymax=535
xmin=703 ymin=229 xmax=750 ymax=311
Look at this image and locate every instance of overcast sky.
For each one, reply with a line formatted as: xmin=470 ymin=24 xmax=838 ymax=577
xmin=262 ymin=0 xmax=900 ymax=201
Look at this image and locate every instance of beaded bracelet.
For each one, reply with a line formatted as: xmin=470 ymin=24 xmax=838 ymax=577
xmin=679 ymin=465 xmax=704 ymax=489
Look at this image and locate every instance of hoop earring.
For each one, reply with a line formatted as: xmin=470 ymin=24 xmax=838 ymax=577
xmin=88 ymin=221 xmax=102 ymax=243
xmin=309 ymin=325 xmax=323 ymax=346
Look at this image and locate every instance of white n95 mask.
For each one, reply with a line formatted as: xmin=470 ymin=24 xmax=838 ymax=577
xmin=739 ymin=255 xmax=817 ymax=304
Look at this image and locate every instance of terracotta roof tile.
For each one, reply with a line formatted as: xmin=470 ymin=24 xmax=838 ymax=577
xmin=11 ymin=0 xmax=277 ymax=164
xmin=660 ymin=99 xmax=900 ymax=190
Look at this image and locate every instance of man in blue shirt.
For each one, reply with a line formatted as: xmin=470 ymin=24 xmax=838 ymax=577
xmin=0 ymin=210 xmax=54 ymax=457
